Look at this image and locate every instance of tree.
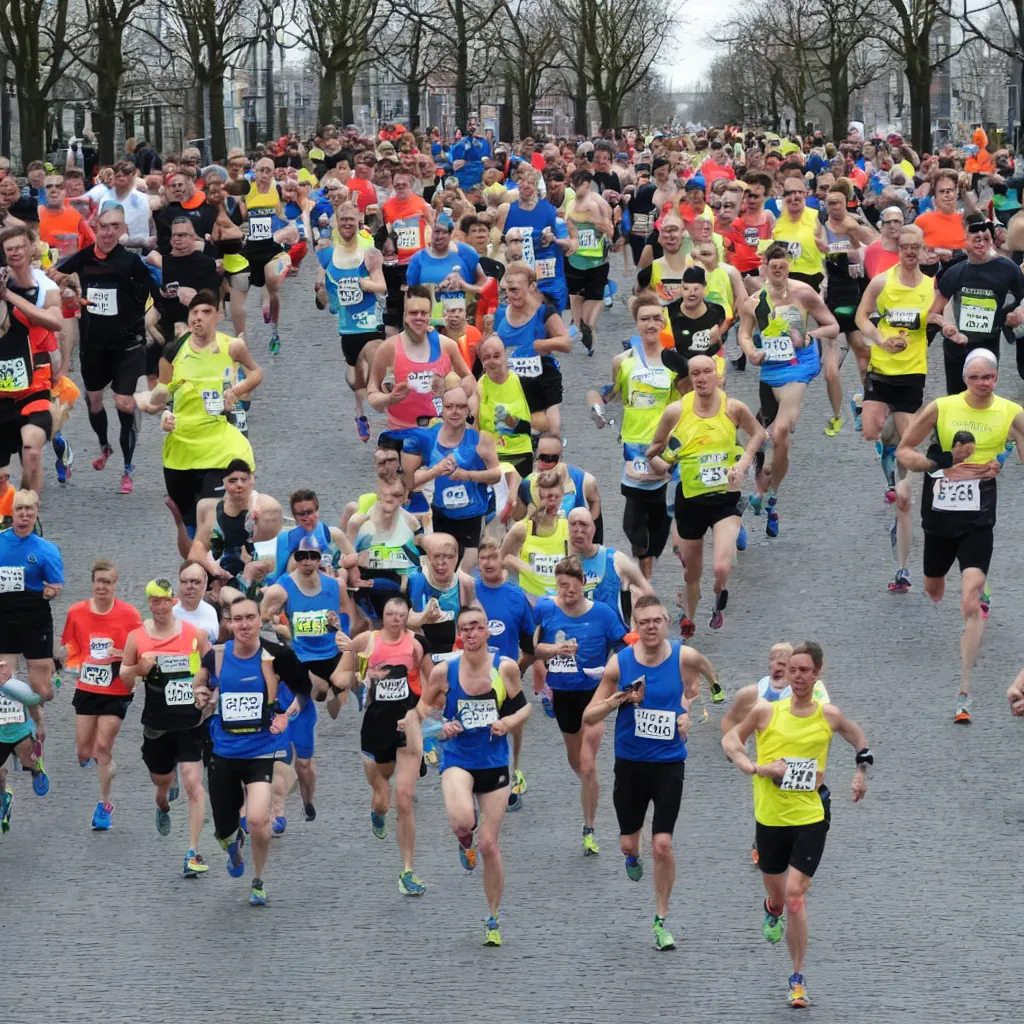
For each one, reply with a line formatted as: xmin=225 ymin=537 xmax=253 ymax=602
xmin=434 ymin=0 xmax=504 ymax=127
xmin=494 ymin=0 xmax=562 ymax=138
xmin=0 ymin=0 xmax=74 ymax=164
xmin=960 ymin=1 xmax=1024 ymax=137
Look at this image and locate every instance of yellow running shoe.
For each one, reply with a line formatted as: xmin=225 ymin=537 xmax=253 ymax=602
xmin=511 ymin=768 xmax=527 ymax=795
xmin=582 ymin=828 xmax=599 ymax=855
xmin=484 ymin=916 xmax=502 ymax=946
xmin=824 ymin=416 xmax=843 ymax=437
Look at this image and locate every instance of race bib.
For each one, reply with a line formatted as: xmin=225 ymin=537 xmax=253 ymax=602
xmin=369 ymin=546 xmax=413 ymax=570
xmin=202 ymin=389 xmax=224 ymax=415
xmin=547 ymin=655 xmax=578 ymax=673
xmin=232 ymin=408 xmax=248 ymax=433
xmin=157 ymin=654 xmax=192 ymax=675
xmin=457 ymin=697 xmax=499 ymax=730
xmin=164 ymin=677 xmax=195 ymax=706
xmin=577 ymin=228 xmax=598 ymax=249
xmin=530 ymin=552 xmax=562 ymax=580
xmin=535 ymin=257 xmax=556 ymax=280
xmin=958 ymin=295 xmax=996 ymax=334
xmin=220 ymin=691 xmax=264 ymax=722
xmin=89 ymin=638 xmax=114 ymax=661
xmin=743 ymin=227 xmax=761 ymax=248
xmin=293 ymin=610 xmax=329 ymax=636
xmin=827 ymin=239 xmax=851 ymax=254
xmin=627 ymin=456 xmax=650 ymax=479
xmin=0 ymin=566 xmax=25 ymax=593
xmin=932 ymin=476 xmax=980 ymax=512
xmin=407 ymin=369 xmax=434 ymax=394
xmin=79 ymin=663 xmax=114 ymax=688
xmin=699 ymin=465 xmax=729 ymax=488
xmin=885 ymin=309 xmax=920 ymax=330
xmin=374 ymin=675 xmax=410 ymax=701
xmin=632 ymin=392 xmax=656 ymax=408
xmin=632 ymin=212 xmax=652 ymax=235
xmin=762 ymin=334 xmax=796 ymax=362
xmin=395 ymin=226 xmax=419 ymax=249
xmin=0 ymin=693 xmax=26 ymax=726
xmin=689 ymin=330 xmax=713 ymax=353
xmin=248 ymin=215 xmax=273 ymax=242
xmin=521 ymin=232 xmax=536 ymax=267
xmin=634 ymin=707 xmax=676 ymax=740
xmin=0 ymin=355 xmax=30 ymax=392
xmin=780 ymin=757 xmax=818 ymax=791
xmin=785 ymin=241 xmax=802 ymax=260
xmin=337 ymin=277 xmax=364 ymax=306
xmin=509 ymin=355 xmax=542 ymax=378
xmin=432 ymin=395 xmax=444 ymax=416
xmin=441 ymin=484 xmax=469 ymax=509
xmin=86 ymin=287 xmax=118 ymax=316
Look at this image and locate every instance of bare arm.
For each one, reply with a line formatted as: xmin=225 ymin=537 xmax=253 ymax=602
xmin=581 ymin=653 xmax=625 ymax=726
xmin=895 ymin=401 xmax=940 ymax=472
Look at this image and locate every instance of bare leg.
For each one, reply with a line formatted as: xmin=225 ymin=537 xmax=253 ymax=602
xmin=244 ymin=780 xmax=273 ymax=878
xmin=959 ymin=567 xmax=987 ymax=696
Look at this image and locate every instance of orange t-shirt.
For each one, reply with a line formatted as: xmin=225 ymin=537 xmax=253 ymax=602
xmin=456 ymin=324 xmax=482 ymax=368
xmin=0 ymin=484 xmax=13 ymax=518
xmin=382 ymin=195 xmax=431 ymax=264
xmin=914 ymin=209 xmax=964 ymax=251
xmin=62 ymin=599 xmax=144 ymax=697
xmin=38 ymin=205 xmax=95 ymax=259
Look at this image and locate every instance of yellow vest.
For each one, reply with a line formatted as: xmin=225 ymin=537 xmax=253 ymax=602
xmin=935 ymin=392 xmax=1022 ymax=463
xmin=772 ymin=206 xmax=824 ymax=276
xmin=870 ymin=265 xmax=934 ymax=376
xmin=518 ymin=515 xmax=569 ymax=596
xmin=668 ymin=389 xmax=742 ymax=498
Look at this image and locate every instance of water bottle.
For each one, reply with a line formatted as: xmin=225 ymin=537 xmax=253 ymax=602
xmin=221 ymin=368 xmax=233 ymax=417
xmin=555 ymin=629 xmax=566 ymax=645
xmin=540 ymin=684 xmax=554 ymax=718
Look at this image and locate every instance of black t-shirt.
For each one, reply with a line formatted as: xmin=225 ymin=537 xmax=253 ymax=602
xmin=158 ymin=252 xmax=222 ymax=327
xmin=56 ymin=244 xmax=157 ymax=346
xmin=666 ymin=300 xmax=726 ymax=359
xmin=937 ymin=255 xmax=1024 ymax=351
xmin=154 ymin=200 xmax=219 ymax=255
xmin=628 ymin=183 xmax=658 ymax=235
xmin=592 ymin=171 xmax=622 ymax=201
xmin=8 ymin=196 xmax=40 ymax=224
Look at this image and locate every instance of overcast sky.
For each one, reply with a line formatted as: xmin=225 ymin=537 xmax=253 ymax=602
xmin=657 ymin=0 xmax=738 ymax=90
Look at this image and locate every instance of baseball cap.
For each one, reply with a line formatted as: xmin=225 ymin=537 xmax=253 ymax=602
xmin=684 ymin=176 xmax=706 ymax=192
xmin=297 ymin=535 xmax=322 ymax=553
xmin=146 ymin=578 xmax=174 ymax=599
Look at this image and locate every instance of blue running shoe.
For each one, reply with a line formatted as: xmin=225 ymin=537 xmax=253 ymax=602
xmin=355 ymin=681 xmax=367 ymax=711
xmin=355 ymin=416 xmax=371 ymax=443
xmin=540 ymin=686 xmax=555 ymax=718
xmin=459 ymin=840 xmax=477 ymax=871
xmin=156 ymin=806 xmax=171 ymax=836
xmin=1 ymin=787 xmax=13 ymax=832
xmin=31 ymin=768 xmax=49 ymax=796
xmin=370 ymin=810 xmax=388 ymax=839
xmin=736 ymin=525 xmax=747 ymax=551
xmin=91 ymin=801 xmax=113 ymax=831
xmin=79 ymin=757 xmax=95 ymax=768
xmin=849 ymin=393 xmax=863 ymax=432
xmin=272 ymin=815 xmax=287 ymax=836
xmin=765 ymin=496 xmax=779 ymax=538
xmin=249 ymin=878 xmax=268 ymax=906
xmin=748 ymin=493 xmax=763 ymax=516
xmin=625 ymin=854 xmax=643 ymax=881
xmin=225 ymin=830 xmax=246 ymax=877
xmin=398 ymin=869 xmax=426 ymax=895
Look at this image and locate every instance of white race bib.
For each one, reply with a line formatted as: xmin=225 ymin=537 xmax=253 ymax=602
xmin=164 ymin=677 xmax=195 ymax=706
xmin=86 ymin=287 xmax=118 ymax=316
xmin=958 ymin=297 xmax=996 ymax=334
xmin=932 ymin=476 xmax=980 ymax=512
xmin=535 ymin=257 xmax=556 ymax=280
xmin=337 ymin=276 xmax=364 ymax=306
xmin=0 ymin=356 xmax=30 ymax=392
xmin=689 ymin=330 xmax=713 ymax=353
xmin=457 ymin=697 xmax=498 ymax=730
xmin=0 ymin=566 xmax=25 ymax=594
xmin=626 ymin=456 xmax=649 ymax=479
xmin=79 ymin=663 xmax=113 ymax=688
xmin=0 ymin=693 xmax=26 ymax=726
xmin=529 ymin=553 xmax=562 ymax=580
xmin=885 ymin=309 xmax=920 ymax=330
xmin=634 ymin=707 xmax=676 ymax=740
xmin=220 ymin=691 xmax=264 ymax=722
xmin=374 ymin=675 xmax=410 ymax=701
xmin=441 ymin=484 xmax=469 ymax=509
xmin=521 ymin=232 xmax=536 ymax=267
xmin=827 ymin=239 xmax=851 ymax=254
xmin=508 ymin=355 xmax=542 ymax=378
xmin=247 ymin=215 xmax=273 ymax=241
xmin=780 ymin=757 xmax=818 ymax=791
xmin=293 ymin=610 xmax=329 ymax=636
xmin=395 ymin=226 xmax=419 ymax=249
xmin=578 ymin=228 xmax=598 ymax=249
xmin=632 ymin=212 xmax=652 ymax=235
xmin=699 ymin=465 xmax=729 ymax=488
xmin=546 ymin=655 xmax=578 ymax=674
xmin=407 ymin=369 xmax=434 ymax=394
xmin=762 ymin=334 xmax=796 ymax=361
xmin=202 ymin=389 xmax=224 ymax=415
xmin=232 ymin=409 xmax=248 ymax=432
xmin=89 ymin=638 xmax=114 ymax=661
xmin=157 ymin=654 xmax=192 ymax=674
xmin=785 ymin=241 xmax=802 ymax=260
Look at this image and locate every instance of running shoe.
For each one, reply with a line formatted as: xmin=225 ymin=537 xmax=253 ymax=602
xmin=762 ymin=897 xmax=784 ymax=942
xmin=954 ymin=692 xmax=972 ymax=724
xmin=888 ymin=568 xmax=911 ymax=593
xmin=507 ymin=791 xmax=523 ymax=811
xmin=582 ymin=826 xmax=599 ymax=856
xmin=679 ymin=616 xmax=696 ymax=640
xmin=484 ymin=916 xmax=502 ymax=946
xmin=884 ymin=485 xmax=896 ymax=505
xmin=304 ymin=803 xmax=316 ymax=822
xmin=355 ymin=415 xmax=371 ymax=443
xmin=31 ymin=767 xmax=49 ymax=796
xmin=765 ymin=503 xmax=780 ymax=539
xmin=92 ymin=445 xmax=113 ymax=471
xmin=183 ymin=850 xmax=208 ymax=878
xmin=168 ymin=768 xmax=179 ymax=803
xmin=980 ymin=584 xmax=991 ymax=619
xmin=225 ymin=830 xmax=246 ymax=876
xmin=156 ymin=806 xmax=171 ymax=836
xmin=1 ymin=787 xmax=12 ymax=833
xmin=540 ymin=686 xmax=555 ymax=718
xmin=269 ymin=327 xmax=281 ymax=354
xmin=239 ymin=815 xmax=249 ymax=834
xmin=91 ymin=801 xmax=113 ymax=830
xmin=849 ymin=393 xmax=863 ymax=432
xmin=249 ymin=879 xmax=268 ymax=906
xmin=731 ymin=354 xmax=747 ymax=372
xmin=653 ymin=916 xmax=675 ymax=951
xmin=459 ymin=841 xmax=478 ymax=871
xmin=750 ymin=842 xmax=759 ymax=867
xmin=398 ymin=869 xmax=426 ymax=895
xmin=54 ymin=433 xmax=74 ymax=482
xmin=788 ymin=973 xmax=809 ymax=1008
xmin=371 ymin=810 xmax=388 ymax=839
xmin=709 ymin=589 xmax=728 ymax=631
xmin=120 ymin=465 xmax=134 ymax=494
xmin=511 ymin=768 xmax=527 ymax=796
xmin=710 ymin=678 xmax=726 ymax=704
xmin=272 ymin=815 xmax=287 ymax=836
xmin=624 ymin=854 xmax=643 ymax=881
xmin=824 ymin=415 xmax=843 ymax=437
xmin=736 ymin=525 xmax=748 ymax=551
xmin=748 ymin=493 xmax=763 ymax=516
xmin=581 ymin=322 xmax=595 ymax=356
xmin=79 ymin=757 xmax=95 ymax=768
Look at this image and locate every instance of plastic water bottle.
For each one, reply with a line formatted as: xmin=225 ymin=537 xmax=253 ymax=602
xmin=222 ymin=368 xmax=233 ymax=417
xmin=540 ymin=685 xmax=554 ymax=718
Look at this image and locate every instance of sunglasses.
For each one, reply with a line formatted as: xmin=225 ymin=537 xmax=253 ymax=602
xmin=294 ymin=550 xmax=321 ymax=562
xmin=536 ymin=452 xmax=561 ymax=463
xmin=783 ymin=190 xmax=806 ymax=197
xmin=966 ymin=222 xmax=993 ymax=235
xmin=881 ymin=219 xmax=903 ymax=225
xmin=293 ymin=507 xmax=317 ymax=517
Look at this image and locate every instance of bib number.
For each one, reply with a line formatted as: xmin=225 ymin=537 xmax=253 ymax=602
xmin=456 ymin=697 xmax=498 ymax=730
xmin=248 ymin=216 xmax=273 ymax=242
xmin=932 ymin=476 xmax=980 ymax=512
xmin=202 ymin=389 xmax=224 ymax=415
xmin=827 ymin=239 xmax=850 ymax=254
xmin=337 ymin=277 xmax=363 ymax=306
xmin=293 ymin=610 xmax=329 ymax=636
xmin=0 ymin=356 xmax=30 ymax=392
xmin=157 ymin=654 xmax=192 ymax=675
xmin=627 ymin=456 xmax=650 ymax=479
xmin=220 ymin=691 xmax=264 ymax=722
xmin=529 ymin=552 xmax=562 ymax=580
xmin=395 ymin=226 xmax=419 ymax=249
xmin=785 ymin=241 xmax=802 ymax=260
xmin=958 ymin=298 xmax=996 ymax=334
xmin=535 ymin=257 xmax=556 ymax=280
xmin=374 ymin=675 xmax=410 ymax=701
xmin=762 ymin=334 xmax=796 ymax=361
xmin=780 ymin=757 xmax=818 ymax=791
xmin=885 ymin=309 xmax=919 ymax=330
xmin=164 ymin=677 xmax=195 ymax=706
xmin=89 ymin=638 xmax=114 ymax=661
xmin=0 ymin=693 xmax=26 ymax=726
xmin=79 ymin=663 xmax=113 ymax=688
xmin=86 ymin=287 xmax=118 ymax=316
xmin=546 ymin=655 xmax=577 ymax=674
xmin=509 ymin=355 xmax=542 ymax=378
xmin=0 ymin=566 xmax=25 ymax=594
xmin=407 ymin=369 xmax=434 ymax=394
xmin=578 ymin=228 xmax=598 ymax=249
xmin=699 ymin=465 xmax=729 ymax=488
xmin=633 ymin=707 xmax=676 ymax=740
xmin=441 ymin=484 xmax=469 ymax=509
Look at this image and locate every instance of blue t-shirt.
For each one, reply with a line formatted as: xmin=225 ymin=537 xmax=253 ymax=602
xmin=450 ymin=136 xmax=491 ymax=189
xmin=533 ymin=598 xmax=626 ymax=691
xmin=473 ymin=577 xmax=534 ymax=661
xmin=406 ymin=243 xmax=481 ymax=319
xmin=0 ymin=531 xmax=64 ymax=615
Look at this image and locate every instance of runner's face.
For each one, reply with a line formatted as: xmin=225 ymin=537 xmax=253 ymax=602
xmin=170 ymin=224 xmax=195 ymax=255
xmin=769 ymin=653 xmax=788 ymax=680
xmin=404 ymin=299 xmax=431 ymax=332
xmin=968 ymin=228 xmax=991 ymax=258
xmin=783 ymin=181 xmax=806 ymax=214
xmin=205 ymin=180 xmax=223 ymax=204
xmin=635 ymin=607 xmax=668 ymax=644
xmin=91 ymin=571 xmax=117 ymax=601
xmin=964 ymin=365 xmax=997 ymax=398
xmin=443 ymin=305 xmax=466 ymax=332
xmin=394 ymin=175 xmax=412 ymax=197
xmin=935 ymin=181 xmax=957 ymax=211
xmin=468 ymin=224 xmax=489 ymax=252
xmin=477 ymin=546 xmax=502 ymax=581
xmin=457 ymin=612 xmax=489 ymax=651
xmin=96 ymin=214 xmax=124 ymax=252
xmin=113 ymin=171 xmax=132 ymax=191
xmin=224 ymin=471 xmax=253 ymax=501
xmin=555 ymin=572 xmax=583 ymax=604
xmin=479 ymin=340 xmax=505 ymax=376
xmin=682 ymin=282 xmax=704 ymax=306
xmin=187 ymin=303 xmax=218 ymax=334
xmin=660 ymin=223 xmax=682 ymax=252
xmin=689 ymin=360 xmax=717 ymax=395
xmin=148 ymin=595 xmax=174 ymax=621
xmin=338 ymin=212 xmax=358 ymax=239
xmin=256 ymin=161 xmax=274 ymax=184
xmin=686 ymin=190 xmax=705 ymax=212
xmin=504 ymin=274 xmax=531 ymax=308
xmin=825 ymin=194 xmax=845 ymax=219
xmin=898 ymin=238 xmax=921 ymax=269
xmin=743 ymin=188 xmax=764 ymax=212
xmin=787 ymin=653 xmax=817 ymax=696
xmin=177 ymin=570 xmax=206 ymax=606
xmin=568 ymin=514 xmax=593 ymax=548
xmin=2 ymin=235 xmax=30 ymax=271
xmin=382 ymin=601 xmax=409 ymax=632
xmin=377 ymin=482 xmax=405 ymax=512
xmin=636 ymin=306 xmax=663 ymax=342
xmin=229 ymin=603 xmax=260 ymax=643
xmin=44 ymin=177 xmax=65 ymax=209
xmin=431 ymin=225 xmax=450 ymax=252
xmin=442 ymin=390 xmax=468 ymax=427
xmin=12 ymin=500 xmax=37 ymax=533
xmin=429 ymin=546 xmax=458 ymax=577
xmin=0 ymin=178 xmax=18 ymax=206
xmin=767 ymin=257 xmax=789 ymax=284
xmin=518 ymin=176 xmax=536 ymax=201
xmin=168 ymin=176 xmax=190 ymax=201
xmin=292 ymin=502 xmax=319 ymax=526
xmin=538 ymin=485 xmax=563 ymax=516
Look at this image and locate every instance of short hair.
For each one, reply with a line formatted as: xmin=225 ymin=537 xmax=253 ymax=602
xmin=404 ymin=285 xmax=432 ymax=307
xmin=536 ymin=470 xmax=563 ymax=490
xmin=26 ymin=160 xmax=45 ymax=173
xmin=790 ymin=641 xmax=824 ymax=670
xmin=571 ymin=169 xmax=593 ymax=188
xmin=763 ymin=241 xmax=792 ymax=263
xmin=0 ymin=225 xmax=36 ymax=249
xmin=933 ymin=167 xmax=959 ymax=189
xmin=188 ymin=289 xmax=220 ymax=310
xmin=97 ymin=202 xmax=125 ymax=222
xmin=289 ymin=488 xmax=319 ymax=510
xmin=554 ymin=555 xmax=584 ymax=582
xmin=113 ymin=160 xmax=136 ymax=176
xmin=456 ymin=604 xmax=488 ymax=624
xmin=383 ymin=593 xmax=412 ymax=613
xmin=632 ymin=594 xmax=666 ymax=615
xmin=91 ymin=559 xmax=118 ymax=580
xmin=629 ymin=289 xmax=662 ymax=319
xmin=178 ymin=559 xmax=209 ymax=579
xmin=12 ymin=488 xmax=39 ymax=508
xmin=477 ymin=535 xmax=502 ymax=554
xmin=743 ymin=172 xmax=773 ymax=192
xmin=170 ymin=216 xmax=196 ymax=231
xmin=770 ymin=642 xmax=794 ymax=659
xmin=503 ymin=262 xmax=537 ymax=286
xmin=223 ymin=458 xmax=252 ymax=477
xmin=64 ymin=168 xmax=85 ymax=183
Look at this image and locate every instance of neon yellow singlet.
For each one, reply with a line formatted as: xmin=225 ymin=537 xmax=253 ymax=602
xmin=668 ymin=389 xmax=743 ymax=499
xmin=617 ymin=352 xmax=676 ymax=445
xmin=870 ymin=265 xmax=934 ymax=376
xmin=479 ymin=372 xmax=532 ymax=458
xmin=772 ymin=206 xmax=824 ymax=276
xmin=518 ymin=515 xmax=569 ymax=597
xmin=935 ymin=392 xmax=1022 ymax=463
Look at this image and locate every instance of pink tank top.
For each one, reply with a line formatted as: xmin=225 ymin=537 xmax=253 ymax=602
xmin=367 ymin=628 xmax=422 ymax=696
xmin=389 ymin=331 xmax=452 ymax=428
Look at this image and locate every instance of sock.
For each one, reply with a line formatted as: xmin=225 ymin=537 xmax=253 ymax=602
xmin=88 ymin=407 xmax=109 ymax=448
xmin=52 ymin=432 xmax=66 ymax=458
xmin=767 ymin=488 xmax=777 ymax=505
xmin=457 ymin=831 xmax=474 ymax=849
xmin=582 ymin=824 xmax=594 ymax=835
xmin=117 ymin=408 xmax=137 ymax=467
xmin=766 ymin=899 xmax=783 ymax=916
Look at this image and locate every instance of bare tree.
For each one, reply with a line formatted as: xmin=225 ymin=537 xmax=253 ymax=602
xmin=960 ymin=1 xmax=1024 ymax=134
xmin=0 ymin=0 xmax=75 ymax=163
xmin=433 ymin=0 xmax=504 ymax=128
xmin=493 ymin=0 xmax=562 ymax=138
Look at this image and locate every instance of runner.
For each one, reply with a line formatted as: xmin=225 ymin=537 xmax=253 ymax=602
xmin=272 ymin=487 xmax=356 ymax=582
xmin=500 ymin=472 xmax=571 ymax=603
xmin=896 ymin=348 xmax=1024 ymax=722
xmin=533 ymin=555 xmax=627 ymax=855
xmin=475 ymin=334 xmax=534 ymax=477
xmin=512 ymin=434 xmax=603 ymax=540
xmin=120 ymin=579 xmax=213 ymax=876
xmin=583 ymin=595 xmax=717 ymax=950
xmin=380 ymin=168 xmax=435 ymax=337
xmin=407 ymin=532 xmax=477 ymax=655
xmin=405 ymin=215 xmax=487 ymax=326
xmin=420 ymin=605 xmax=530 ymax=945
xmin=722 ymin=641 xmax=871 ymax=1009
xmin=565 ymin=170 xmax=615 ymax=355
xmin=771 ymin=175 xmax=828 ymax=290
xmin=335 ymin=594 xmax=432 ymax=895
xmin=646 ymin=354 xmax=766 ymax=636
xmin=36 ymin=171 xmax=94 ymax=261
xmin=172 ymin=560 xmax=221 ymax=643
xmin=665 ymin=266 xmax=727 ymax=390
xmin=0 ymin=660 xmax=47 ymax=831
xmin=60 ymin=560 xmax=142 ymax=828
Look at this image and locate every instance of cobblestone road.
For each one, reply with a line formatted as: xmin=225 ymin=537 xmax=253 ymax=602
xmin=4 ymin=257 xmax=1024 ymax=1023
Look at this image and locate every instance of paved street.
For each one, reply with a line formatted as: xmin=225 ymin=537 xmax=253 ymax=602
xmin=4 ymin=257 xmax=1024 ymax=1023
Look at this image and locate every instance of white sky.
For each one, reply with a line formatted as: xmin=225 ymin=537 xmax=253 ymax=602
xmin=657 ymin=0 xmax=739 ymax=90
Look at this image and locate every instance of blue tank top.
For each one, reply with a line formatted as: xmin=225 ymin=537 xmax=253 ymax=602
xmin=495 ymin=304 xmax=552 ymax=364
xmin=279 ymin=573 xmax=345 ymax=661
xmin=505 ymin=200 xmax=562 ymax=288
xmin=283 ymin=202 xmax=307 ymax=240
xmin=582 ymin=546 xmax=626 ymax=626
xmin=210 ymin=641 xmax=278 ymax=758
xmin=271 ymin=521 xmax=337 ymax=582
xmin=614 ymin=642 xmax=687 ymax=762
xmin=417 ymin=422 xmax=489 ymax=518
xmin=318 ymin=246 xmax=382 ymax=334
xmin=407 ymin=569 xmax=461 ymax=652
xmin=442 ymin=654 xmax=510 ymax=771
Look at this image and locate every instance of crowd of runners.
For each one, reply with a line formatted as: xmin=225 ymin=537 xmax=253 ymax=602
xmin=3 ymin=119 xmax=1024 ymax=1009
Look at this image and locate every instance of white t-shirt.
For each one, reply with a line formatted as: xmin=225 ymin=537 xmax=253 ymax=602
xmin=92 ymin=186 xmax=152 ymax=241
xmin=172 ymin=600 xmax=220 ymax=643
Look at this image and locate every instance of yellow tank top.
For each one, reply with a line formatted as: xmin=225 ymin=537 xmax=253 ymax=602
xmin=669 ymin=389 xmax=742 ymax=499
xmin=772 ymin=206 xmax=824 ymax=276
xmin=704 ymin=265 xmax=734 ymax=321
xmin=245 ymin=183 xmax=281 ymax=210
xmin=162 ymin=332 xmax=255 ymax=471
xmin=519 ymin=515 xmax=569 ymax=596
xmin=650 ymin=253 xmax=689 ymax=306
xmin=935 ymin=392 xmax=1022 ymax=463
xmin=870 ymin=265 xmax=933 ymax=376
xmin=753 ymin=697 xmax=833 ymax=827
xmin=245 ymin=184 xmax=280 ymax=246
xmin=479 ymin=372 xmax=532 ymax=458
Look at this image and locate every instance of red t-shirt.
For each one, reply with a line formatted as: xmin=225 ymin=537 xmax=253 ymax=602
xmin=346 ymin=175 xmax=377 ymax=213
xmin=62 ymin=599 xmax=144 ymax=697
xmin=863 ymin=241 xmax=900 ymax=279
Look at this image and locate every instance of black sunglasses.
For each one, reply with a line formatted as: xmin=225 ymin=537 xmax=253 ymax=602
xmin=537 ymin=452 xmax=561 ymax=463
xmin=294 ymin=550 xmax=321 ymax=562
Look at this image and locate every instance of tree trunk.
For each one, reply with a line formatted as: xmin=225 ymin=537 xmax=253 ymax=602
xmin=574 ymin=64 xmax=588 ymax=137
xmin=318 ymin=67 xmax=337 ymax=129
xmin=340 ymin=73 xmax=355 ymax=126
xmin=907 ymin=61 xmax=932 ymax=153
xmin=407 ymin=80 xmax=422 ymax=133
xmin=192 ymin=80 xmax=206 ymax=143
xmin=209 ymin=72 xmax=227 ymax=161
xmin=501 ymin=71 xmax=515 ymax=143
xmin=93 ymin=64 xmax=121 ymax=163
xmin=0 ymin=55 xmax=10 ymax=160
xmin=454 ymin=0 xmax=469 ymax=128
xmin=518 ymin=83 xmax=532 ymax=139
xmin=15 ymin=91 xmax=46 ymax=165
xmin=829 ymin=63 xmax=849 ymax=142
xmin=597 ymin=98 xmax=612 ymax=132
xmin=265 ymin=34 xmax=275 ymax=140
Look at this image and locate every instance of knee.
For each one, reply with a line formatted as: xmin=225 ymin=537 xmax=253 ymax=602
xmin=925 ymin=580 xmax=943 ymax=602
xmin=248 ymin=805 xmax=271 ymax=832
xmin=651 ymin=833 xmax=674 ymax=860
xmin=183 ymin=773 xmax=205 ymax=801
xmin=785 ymin=889 xmax=807 ymax=916
xmin=478 ymin=832 xmax=500 ymax=859
xmin=712 ymin=558 xmax=731 ymax=584
xmin=93 ymin=739 xmax=115 ymax=760
xmin=395 ymin=787 xmax=415 ymax=816
xmin=961 ymin=594 xmax=981 ymax=620
xmin=619 ymin=834 xmax=639 ymax=857
xmin=30 ymin=673 xmax=54 ymax=702
xmin=773 ymin=421 xmax=792 ymax=446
